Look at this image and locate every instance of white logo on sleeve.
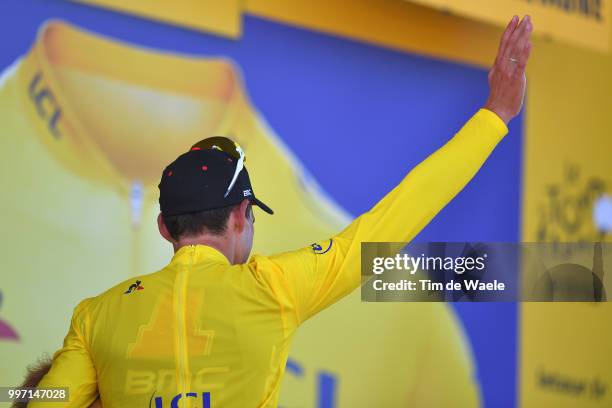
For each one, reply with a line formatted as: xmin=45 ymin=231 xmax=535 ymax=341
xmin=243 ymin=189 xmax=252 ymax=197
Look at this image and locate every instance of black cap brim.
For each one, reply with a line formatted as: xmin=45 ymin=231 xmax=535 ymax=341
xmin=251 ymin=197 xmax=274 ymax=214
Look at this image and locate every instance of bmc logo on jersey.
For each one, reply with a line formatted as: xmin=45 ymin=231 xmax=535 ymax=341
xmin=152 ymin=392 xmax=210 ymax=408
xmin=243 ymin=189 xmax=252 ymax=197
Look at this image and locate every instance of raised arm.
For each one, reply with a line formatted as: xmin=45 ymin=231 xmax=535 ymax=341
xmin=250 ymin=16 xmax=533 ymax=324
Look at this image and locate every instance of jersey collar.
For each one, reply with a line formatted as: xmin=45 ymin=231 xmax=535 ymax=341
xmin=170 ymin=244 xmax=231 ymax=266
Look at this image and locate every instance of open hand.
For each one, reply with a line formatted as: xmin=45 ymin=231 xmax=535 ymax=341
xmin=484 ymin=15 xmax=533 ymax=124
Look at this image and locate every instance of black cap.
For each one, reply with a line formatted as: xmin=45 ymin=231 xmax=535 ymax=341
xmin=158 ymin=149 xmax=273 ymax=216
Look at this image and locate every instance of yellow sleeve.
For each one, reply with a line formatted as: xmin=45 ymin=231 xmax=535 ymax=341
xmin=29 ymin=299 xmax=98 ymax=408
xmin=254 ymin=109 xmax=508 ymax=324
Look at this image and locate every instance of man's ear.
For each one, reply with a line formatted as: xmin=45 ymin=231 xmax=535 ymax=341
xmin=157 ymin=213 xmax=174 ymax=243
xmin=232 ymin=200 xmax=250 ymax=233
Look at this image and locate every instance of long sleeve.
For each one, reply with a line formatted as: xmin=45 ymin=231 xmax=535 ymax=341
xmin=28 ymin=299 xmax=98 ymax=408
xmin=251 ymin=108 xmax=508 ymax=324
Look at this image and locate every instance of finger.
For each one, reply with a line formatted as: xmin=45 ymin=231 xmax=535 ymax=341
xmin=505 ymin=16 xmax=528 ymax=58
xmin=517 ymin=41 xmax=532 ymax=72
xmin=514 ymin=19 xmax=533 ymax=53
xmin=496 ymin=15 xmax=519 ymax=64
xmin=510 ymin=20 xmax=533 ymax=70
xmin=498 ymin=16 xmax=527 ymax=71
xmin=496 ymin=17 xmax=519 ymax=67
xmin=503 ymin=15 xmax=530 ymax=60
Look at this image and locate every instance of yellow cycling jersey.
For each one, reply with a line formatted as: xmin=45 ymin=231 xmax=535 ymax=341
xmin=30 ymin=105 xmax=508 ymax=407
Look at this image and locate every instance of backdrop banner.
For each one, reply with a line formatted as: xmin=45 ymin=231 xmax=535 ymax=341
xmin=406 ymin=0 xmax=609 ymax=52
xmin=69 ymin=0 xmax=242 ymax=37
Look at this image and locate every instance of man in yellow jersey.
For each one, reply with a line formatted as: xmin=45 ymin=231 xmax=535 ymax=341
xmin=0 ymin=19 xmax=487 ymax=406
xmin=26 ymin=14 xmax=533 ymax=407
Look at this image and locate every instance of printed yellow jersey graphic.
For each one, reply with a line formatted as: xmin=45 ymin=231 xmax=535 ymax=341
xmin=0 ymin=21 xmax=508 ymax=407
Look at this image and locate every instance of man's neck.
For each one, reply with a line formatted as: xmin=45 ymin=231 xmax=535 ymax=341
xmin=173 ymin=234 xmax=235 ymax=264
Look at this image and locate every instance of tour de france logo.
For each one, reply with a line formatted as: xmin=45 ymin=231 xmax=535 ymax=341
xmin=536 ymin=163 xmax=606 ymax=243
xmin=0 ymin=290 xmax=19 ymax=341
xmin=533 ymin=163 xmax=609 ymax=301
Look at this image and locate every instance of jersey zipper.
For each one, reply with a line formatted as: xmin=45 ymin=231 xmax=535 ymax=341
xmin=174 ymin=245 xmax=194 ymax=407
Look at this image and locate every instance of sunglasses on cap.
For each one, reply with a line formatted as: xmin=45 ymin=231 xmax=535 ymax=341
xmin=191 ymin=136 xmax=245 ymax=198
